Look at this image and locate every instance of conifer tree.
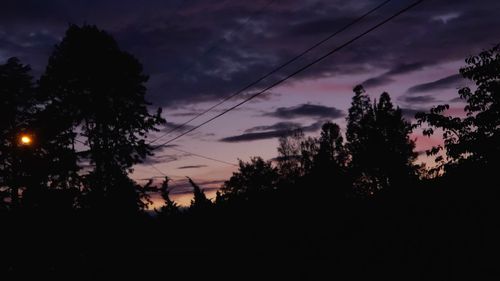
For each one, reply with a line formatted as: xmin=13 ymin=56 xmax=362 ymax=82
xmin=346 ymin=86 xmax=417 ymax=194
xmin=157 ymin=177 xmax=180 ymax=217
xmin=188 ymin=177 xmax=212 ymax=212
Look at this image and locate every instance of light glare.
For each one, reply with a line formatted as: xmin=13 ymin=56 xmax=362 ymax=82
xmin=20 ymin=135 xmax=32 ymax=145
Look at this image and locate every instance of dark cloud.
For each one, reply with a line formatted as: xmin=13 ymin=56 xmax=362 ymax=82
xmin=288 ymin=17 xmax=352 ymax=37
xmin=177 ymin=165 xmax=207 ymax=170
xmin=140 ymin=153 xmax=179 ymax=165
xmin=386 ymin=62 xmax=427 ymax=75
xmin=220 ymin=120 xmax=323 ymax=143
xmin=362 ymin=62 xmax=427 ymax=88
xmin=169 ymin=111 xmax=204 ymax=117
xmin=163 ymin=121 xmax=195 ymax=130
xmin=244 ymin=121 xmax=302 ymax=133
xmin=220 ymin=130 xmax=290 ymax=143
xmin=0 ymin=0 xmax=498 ymax=107
xmin=401 ymin=107 xmax=427 ymax=119
xmin=168 ymin=179 xmax=225 ymax=195
xmin=407 ymin=74 xmax=464 ymax=94
xmin=265 ymin=104 xmax=344 ymax=119
xmin=400 ymin=95 xmax=437 ymax=104
xmin=362 ymin=76 xmax=394 ymax=88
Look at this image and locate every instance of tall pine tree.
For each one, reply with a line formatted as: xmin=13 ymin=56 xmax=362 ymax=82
xmin=346 ymin=86 xmax=417 ymax=195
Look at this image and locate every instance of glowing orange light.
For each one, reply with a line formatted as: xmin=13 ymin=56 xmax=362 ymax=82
xmin=20 ymin=135 xmax=32 ymax=145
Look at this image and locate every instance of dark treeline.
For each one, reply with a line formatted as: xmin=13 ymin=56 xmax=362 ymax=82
xmin=1 ymin=25 xmax=499 ymax=279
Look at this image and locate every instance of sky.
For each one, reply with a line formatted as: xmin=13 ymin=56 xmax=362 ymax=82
xmin=1 ymin=0 xmax=499 ymax=206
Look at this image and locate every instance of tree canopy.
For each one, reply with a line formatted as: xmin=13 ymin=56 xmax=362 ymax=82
xmin=346 ymin=86 xmax=417 ymax=195
xmin=38 ymin=24 xmax=165 ymax=212
xmin=417 ymin=44 xmax=500 ymax=176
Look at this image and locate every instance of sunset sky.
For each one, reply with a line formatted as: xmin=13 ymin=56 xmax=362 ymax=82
xmin=1 ymin=0 xmax=498 ymax=205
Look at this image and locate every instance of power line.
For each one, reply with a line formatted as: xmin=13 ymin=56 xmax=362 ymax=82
xmin=154 ymin=0 xmax=424 ymax=149
xmin=170 ymin=147 xmax=238 ymax=166
xmin=148 ymin=0 xmax=276 ymax=147
xmin=140 ymin=146 xmax=237 ymax=179
xmin=147 ymin=0 xmax=392 ymax=145
xmin=149 ymin=0 xmax=277 ymax=145
xmin=73 ymin=135 xmax=235 ymax=176
xmin=148 ymin=163 xmax=169 ymax=177
xmin=74 ymin=138 xmax=170 ymax=184
xmin=73 ymin=138 xmax=168 ymax=176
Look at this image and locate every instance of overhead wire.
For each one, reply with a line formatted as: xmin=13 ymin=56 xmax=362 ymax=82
xmin=170 ymin=147 xmax=238 ymax=166
xmin=65 ymin=0 xmax=423 ymax=180
xmin=147 ymin=0 xmax=392 ymax=145
xmin=153 ymin=0 xmax=424 ymax=149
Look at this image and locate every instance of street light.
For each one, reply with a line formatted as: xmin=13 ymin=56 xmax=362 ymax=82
xmin=11 ymin=133 xmax=34 ymax=209
xmin=19 ymin=134 xmax=33 ymax=146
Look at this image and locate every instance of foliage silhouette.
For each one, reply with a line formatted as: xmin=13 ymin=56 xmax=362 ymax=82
xmin=38 ymin=24 xmax=166 ymax=212
xmin=417 ymin=44 xmax=500 ymax=177
xmin=218 ymin=157 xmax=279 ymax=203
xmin=0 ymin=24 xmax=498 ymax=279
xmin=308 ymin=122 xmax=350 ymax=201
xmin=156 ymin=176 xmax=180 ymax=217
xmin=188 ymin=176 xmax=213 ymax=212
xmin=0 ymin=58 xmax=43 ymax=211
xmin=346 ymin=86 xmax=417 ymax=195
xmin=276 ymin=129 xmax=306 ymax=184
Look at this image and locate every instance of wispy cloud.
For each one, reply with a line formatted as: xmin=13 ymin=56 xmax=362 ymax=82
xmin=220 ymin=120 xmax=324 ymax=142
xmin=244 ymin=121 xmax=302 ymax=133
xmin=406 ymin=74 xmax=463 ymax=94
xmin=168 ymin=179 xmax=226 ymax=194
xmin=432 ymin=12 xmax=461 ymax=24
xmin=140 ymin=154 xmax=180 ymax=165
xmin=401 ymin=107 xmax=427 ymax=119
xmin=0 ymin=0 xmax=498 ymax=107
xmin=400 ymin=95 xmax=437 ymax=104
xmin=362 ymin=62 xmax=427 ymax=88
xmin=177 ymin=165 xmax=208 ymax=169
xmin=265 ymin=104 xmax=344 ymax=119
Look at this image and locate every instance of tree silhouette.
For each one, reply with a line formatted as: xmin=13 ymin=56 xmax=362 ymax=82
xmin=38 ymin=24 xmax=166 ymax=212
xmin=310 ymin=122 xmax=349 ymax=199
xmin=346 ymin=85 xmax=373 ymax=149
xmin=346 ymin=86 xmax=417 ymax=195
xmin=219 ymin=157 xmax=279 ymax=202
xmin=0 ymin=58 xmax=37 ymax=210
xmin=188 ymin=177 xmax=212 ymax=212
xmin=276 ymin=129 xmax=306 ymax=184
xmin=156 ymin=177 xmax=180 ymax=217
xmin=299 ymin=135 xmax=319 ymax=176
xmin=373 ymin=92 xmax=418 ymax=188
xmin=346 ymin=85 xmax=377 ymax=194
xmin=417 ymin=44 xmax=500 ymax=176
xmin=314 ymin=122 xmax=347 ymax=173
